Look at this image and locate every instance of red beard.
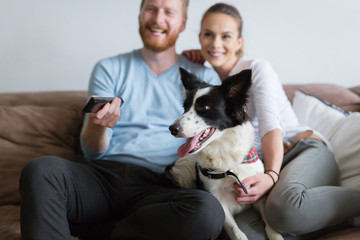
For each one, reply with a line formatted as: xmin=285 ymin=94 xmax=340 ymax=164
xmin=139 ymin=23 xmax=180 ymax=52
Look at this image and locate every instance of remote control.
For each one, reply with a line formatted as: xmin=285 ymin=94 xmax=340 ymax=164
xmin=82 ymin=97 xmax=123 ymax=113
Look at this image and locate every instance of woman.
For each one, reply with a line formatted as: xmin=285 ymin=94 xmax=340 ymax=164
xmin=183 ymin=3 xmax=360 ymax=239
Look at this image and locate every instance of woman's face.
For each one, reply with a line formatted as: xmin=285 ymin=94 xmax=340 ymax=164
xmin=199 ymin=13 xmax=243 ymax=70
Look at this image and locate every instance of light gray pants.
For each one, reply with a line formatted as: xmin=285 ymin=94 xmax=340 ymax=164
xmin=233 ymin=138 xmax=360 ymax=239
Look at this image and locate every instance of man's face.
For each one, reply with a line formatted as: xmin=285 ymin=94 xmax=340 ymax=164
xmin=139 ymin=0 xmax=186 ymax=52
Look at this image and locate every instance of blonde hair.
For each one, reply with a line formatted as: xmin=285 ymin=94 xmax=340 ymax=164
xmin=201 ymin=3 xmax=244 ymax=57
xmin=140 ymin=0 xmax=189 ymax=19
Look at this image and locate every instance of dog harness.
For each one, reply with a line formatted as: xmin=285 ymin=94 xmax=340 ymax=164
xmin=196 ymin=147 xmax=259 ymax=194
xmin=240 ymin=147 xmax=259 ymax=164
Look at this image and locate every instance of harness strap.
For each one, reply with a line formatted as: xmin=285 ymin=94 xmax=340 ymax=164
xmin=196 ymin=162 xmax=248 ymax=194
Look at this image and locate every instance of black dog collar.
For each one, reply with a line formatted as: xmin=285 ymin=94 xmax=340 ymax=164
xmin=196 ymin=162 xmax=248 ymax=194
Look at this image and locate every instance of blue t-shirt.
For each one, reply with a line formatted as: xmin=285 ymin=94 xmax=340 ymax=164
xmin=81 ymin=49 xmax=221 ymax=172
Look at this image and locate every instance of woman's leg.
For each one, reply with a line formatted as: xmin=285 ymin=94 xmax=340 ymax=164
xmin=265 ymin=139 xmax=360 ymax=235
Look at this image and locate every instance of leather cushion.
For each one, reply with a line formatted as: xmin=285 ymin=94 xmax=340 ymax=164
xmin=0 ymin=105 xmax=83 ymax=205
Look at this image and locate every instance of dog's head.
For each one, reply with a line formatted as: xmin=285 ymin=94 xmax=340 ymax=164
xmin=169 ymin=68 xmax=252 ymax=157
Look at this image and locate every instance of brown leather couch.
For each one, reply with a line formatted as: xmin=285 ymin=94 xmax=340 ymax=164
xmin=0 ymin=84 xmax=359 ymax=240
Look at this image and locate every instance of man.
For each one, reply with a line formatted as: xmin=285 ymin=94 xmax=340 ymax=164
xmin=19 ymin=0 xmax=224 ymax=239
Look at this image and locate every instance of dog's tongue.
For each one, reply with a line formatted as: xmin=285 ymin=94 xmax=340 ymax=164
xmin=177 ymin=131 xmax=204 ymax=157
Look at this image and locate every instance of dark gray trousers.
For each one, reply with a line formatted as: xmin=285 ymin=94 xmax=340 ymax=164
xmin=19 ymin=158 xmax=225 ymax=240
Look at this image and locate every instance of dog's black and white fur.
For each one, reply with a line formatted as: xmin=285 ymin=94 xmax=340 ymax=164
xmin=167 ymin=68 xmax=283 ymax=240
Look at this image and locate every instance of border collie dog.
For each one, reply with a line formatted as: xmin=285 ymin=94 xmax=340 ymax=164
xmin=167 ymin=68 xmax=283 ymax=240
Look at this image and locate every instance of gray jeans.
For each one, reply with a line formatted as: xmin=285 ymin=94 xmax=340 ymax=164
xmin=232 ymin=138 xmax=360 ymax=239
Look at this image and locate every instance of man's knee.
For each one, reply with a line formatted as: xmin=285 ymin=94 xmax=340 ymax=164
xmin=20 ymin=156 xmax=69 ymax=191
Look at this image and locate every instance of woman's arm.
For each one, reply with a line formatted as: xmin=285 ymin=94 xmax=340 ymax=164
xmin=182 ymin=49 xmax=205 ymax=64
xmin=261 ymin=128 xmax=283 ymax=179
xmin=234 ymin=60 xmax=284 ymax=204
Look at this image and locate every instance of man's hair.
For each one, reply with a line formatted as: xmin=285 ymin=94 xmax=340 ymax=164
xmin=140 ymin=0 xmax=189 ymax=19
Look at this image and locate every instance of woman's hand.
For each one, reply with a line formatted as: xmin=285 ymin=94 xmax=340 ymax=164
xmin=233 ymin=129 xmax=282 ymax=204
xmin=234 ymin=173 xmax=277 ymax=205
xmin=182 ymin=49 xmax=205 ymax=64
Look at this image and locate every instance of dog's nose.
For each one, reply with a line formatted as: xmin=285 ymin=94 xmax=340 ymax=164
xmin=169 ymin=124 xmax=181 ymax=136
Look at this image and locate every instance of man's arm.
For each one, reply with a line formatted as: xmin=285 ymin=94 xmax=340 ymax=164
xmin=80 ymin=57 xmax=122 ymax=157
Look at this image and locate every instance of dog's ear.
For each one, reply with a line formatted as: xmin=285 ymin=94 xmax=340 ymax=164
xmin=179 ymin=67 xmax=208 ymax=92
xmin=221 ymin=69 xmax=252 ymax=99
xmin=221 ymin=69 xmax=252 ymax=124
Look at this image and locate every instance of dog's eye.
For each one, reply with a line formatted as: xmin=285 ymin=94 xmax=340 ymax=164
xmin=197 ymin=105 xmax=210 ymax=112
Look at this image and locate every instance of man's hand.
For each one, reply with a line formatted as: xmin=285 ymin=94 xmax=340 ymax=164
xmin=234 ymin=173 xmax=276 ymax=205
xmin=87 ymin=97 xmax=122 ymax=128
xmin=81 ymin=97 xmax=122 ymax=152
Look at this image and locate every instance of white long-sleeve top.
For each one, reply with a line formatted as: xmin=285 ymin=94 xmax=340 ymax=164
xmin=229 ymin=57 xmax=329 ymax=157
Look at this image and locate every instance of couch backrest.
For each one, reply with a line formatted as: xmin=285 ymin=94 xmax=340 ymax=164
xmin=283 ymin=84 xmax=360 ymax=112
xmin=0 ymin=91 xmax=87 ymax=205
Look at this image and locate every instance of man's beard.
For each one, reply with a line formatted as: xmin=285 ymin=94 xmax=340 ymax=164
xmin=139 ymin=23 xmax=181 ymax=52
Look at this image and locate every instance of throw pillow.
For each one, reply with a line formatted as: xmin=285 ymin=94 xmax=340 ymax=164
xmin=292 ymin=90 xmax=360 ymax=188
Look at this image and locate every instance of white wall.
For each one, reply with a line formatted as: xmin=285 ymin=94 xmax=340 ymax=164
xmin=1 ymin=0 xmax=359 ymax=93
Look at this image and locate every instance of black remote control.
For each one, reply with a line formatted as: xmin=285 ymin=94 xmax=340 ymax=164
xmin=82 ymin=97 xmax=123 ymax=113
